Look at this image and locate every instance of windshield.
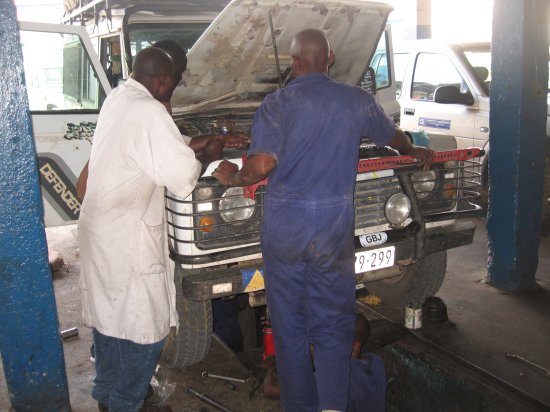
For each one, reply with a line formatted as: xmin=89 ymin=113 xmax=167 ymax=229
xmin=129 ymin=24 xmax=211 ymax=59
xmin=463 ymin=46 xmax=491 ymax=95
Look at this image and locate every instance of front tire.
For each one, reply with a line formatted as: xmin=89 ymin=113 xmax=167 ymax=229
xmin=366 ymin=251 xmax=447 ymax=307
xmin=160 ymin=265 xmax=212 ymax=368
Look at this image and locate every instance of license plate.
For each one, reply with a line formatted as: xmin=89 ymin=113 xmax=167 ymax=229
xmin=355 ymin=246 xmax=395 ymax=274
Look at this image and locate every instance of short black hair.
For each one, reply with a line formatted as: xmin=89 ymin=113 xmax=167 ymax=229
xmin=132 ymin=47 xmax=174 ymax=80
xmin=153 ymin=39 xmax=187 ymax=72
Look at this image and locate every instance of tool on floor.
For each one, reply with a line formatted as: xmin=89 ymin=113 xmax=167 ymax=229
xmin=223 ymin=381 xmax=236 ymax=390
xmin=504 ymin=352 xmax=550 ymax=377
xmin=201 ymin=371 xmax=247 ymax=384
xmin=60 ymin=327 xmax=79 ymax=340
xmin=187 ymin=387 xmax=234 ymax=412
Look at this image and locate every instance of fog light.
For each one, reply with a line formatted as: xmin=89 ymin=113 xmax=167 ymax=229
xmin=385 ymin=193 xmax=411 ymax=225
xmin=198 ymin=216 xmax=215 ymax=232
xmin=412 ymin=171 xmax=436 ymax=199
xmin=196 ymin=187 xmax=214 ymax=200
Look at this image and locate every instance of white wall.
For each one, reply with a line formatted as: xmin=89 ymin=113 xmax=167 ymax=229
xmin=383 ymin=0 xmax=493 ymax=45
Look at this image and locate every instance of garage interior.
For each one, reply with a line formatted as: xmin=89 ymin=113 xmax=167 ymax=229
xmin=1 ymin=0 xmax=550 ymax=411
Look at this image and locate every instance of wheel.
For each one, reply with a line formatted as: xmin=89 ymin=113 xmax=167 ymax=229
xmin=160 ymin=265 xmax=212 ymax=368
xmin=480 ymin=156 xmax=489 ymax=210
xmin=366 ymin=251 xmax=447 ymax=308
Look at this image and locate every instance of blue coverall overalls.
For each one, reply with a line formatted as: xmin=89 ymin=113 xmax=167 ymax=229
xmin=248 ymin=73 xmax=396 ymax=411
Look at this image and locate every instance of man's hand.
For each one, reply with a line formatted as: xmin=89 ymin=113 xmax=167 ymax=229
xmin=410 ymin=146 xmax=434 ymax=171
xmin=217 ymin=132 xmax=250 ymax=150
xmin=203 ymin=138 xmax=224 ymax=161
xmin=389 ymin=129 xmax=434 ymax=171
xmin=213 ymin=160 xmax=240 ymax=186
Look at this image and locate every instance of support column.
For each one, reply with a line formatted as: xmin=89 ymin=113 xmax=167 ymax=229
xmin=487 ymin=0 xmax=549 ymax=290
xmin=0 ymin=1 xmax=70 ymax=411
xmin=416 ymin=0 xmax=432 ymax=40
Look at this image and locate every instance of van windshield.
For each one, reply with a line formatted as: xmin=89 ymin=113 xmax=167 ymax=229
xmin=463 ymin=47 xmax=491 ymax=95
xmin=129 ymin=24 xmax=210 ymax=58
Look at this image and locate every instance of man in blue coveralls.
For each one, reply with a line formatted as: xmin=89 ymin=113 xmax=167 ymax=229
xmin=213 ymin=29 xmax=432 ymax=411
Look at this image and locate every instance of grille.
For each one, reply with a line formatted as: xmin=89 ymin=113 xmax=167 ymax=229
xmin=354 ymin=175 xmax=401 ymax=228
xmin=166 ymin=180 xmax=264 ymax=255
xmin=166 ymin=159 xmax=482 ymax=258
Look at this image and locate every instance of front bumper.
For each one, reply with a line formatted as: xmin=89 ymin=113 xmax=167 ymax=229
xmin=180 ymin=220 xmax=476 ymax=301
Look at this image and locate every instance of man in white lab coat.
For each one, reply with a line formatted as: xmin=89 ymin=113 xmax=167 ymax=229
xmin=78 ymin=47 xmax=220 ymax=412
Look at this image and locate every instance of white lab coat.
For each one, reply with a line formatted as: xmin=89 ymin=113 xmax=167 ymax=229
xmin=78 ymin=78 xmax=201 ymax=344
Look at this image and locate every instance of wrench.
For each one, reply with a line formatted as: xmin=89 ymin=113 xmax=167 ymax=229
xmin=504 ymin=352 xmax=550 ymax=376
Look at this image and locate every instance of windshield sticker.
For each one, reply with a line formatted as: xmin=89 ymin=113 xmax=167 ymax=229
xmin=64 ymin=121 xmax=96 ymax=143
xmin=419 ymin=117 xmax=451 ymax=130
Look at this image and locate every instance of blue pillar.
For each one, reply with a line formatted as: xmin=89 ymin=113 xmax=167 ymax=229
xmin=0 ymin=1 xmax=71 ymax=410
xmin=487 ymin=0 xmax=549 ymax=290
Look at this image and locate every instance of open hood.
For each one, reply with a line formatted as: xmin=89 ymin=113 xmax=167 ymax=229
xmin=171 ymin=0 xmax=392 ymax=114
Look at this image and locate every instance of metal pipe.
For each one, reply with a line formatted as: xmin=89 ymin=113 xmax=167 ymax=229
xmin=187 ymin=387 xmax=234 ymax=412
xmin=268 ymin=10 xmax=283 ymax=88
xmin=60 ymin=327 xmax=79 ymax=340
xmin=201 ymin=371 xmax=247 ymax=384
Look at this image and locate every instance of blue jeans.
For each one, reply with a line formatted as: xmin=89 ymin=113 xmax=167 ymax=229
xmin=92 ymin=328 xmax=166 ymax=412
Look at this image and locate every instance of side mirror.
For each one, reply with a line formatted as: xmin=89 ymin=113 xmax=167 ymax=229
xmin=434 ymin=85 xmax=474 ymax=105
xmin=360 ymin=67 xmax=377 ymax=96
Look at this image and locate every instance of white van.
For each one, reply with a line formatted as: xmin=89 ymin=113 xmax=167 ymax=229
xmin=19 ymin=21 xmax=112 ymax=226
xmin=393 ymin=41 xmax=550 ymax=200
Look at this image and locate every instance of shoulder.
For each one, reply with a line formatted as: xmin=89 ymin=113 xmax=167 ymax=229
xmin=332 ymin=79 xmax=372 ymax=99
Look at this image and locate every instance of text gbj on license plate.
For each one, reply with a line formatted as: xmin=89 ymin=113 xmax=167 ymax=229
xmin=355 ymin=246 xmax=395 ymax=274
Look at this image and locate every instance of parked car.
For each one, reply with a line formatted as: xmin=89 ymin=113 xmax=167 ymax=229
xmin=392 ymin=40 xmax=550 ymax=214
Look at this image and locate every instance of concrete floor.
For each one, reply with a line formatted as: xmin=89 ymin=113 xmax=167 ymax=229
xmin=1 ymin=218 xmax=549 ymax=411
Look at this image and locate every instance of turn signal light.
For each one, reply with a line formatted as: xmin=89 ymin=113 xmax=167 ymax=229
xmin=442 ymin=182 xmax=457 ymax=199
xmin=198 ymin=216 xmax=215 ymax=232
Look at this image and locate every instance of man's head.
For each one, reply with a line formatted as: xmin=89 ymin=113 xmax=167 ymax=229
xmin=153 ymin=39 xmax=187 ymax=99
xmin=132 ymin=47 xmax=175 ymax=102
xmin=289 ymin=29 xmax=335 ymax=78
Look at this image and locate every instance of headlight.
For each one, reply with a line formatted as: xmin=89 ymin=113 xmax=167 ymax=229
xmin=412 ymin=171 xmax=436 ymax=199
xmin=385 ymin=193 xmax=411 ymax=225
xmin=219 ymin=187 xmax=255 ymax=222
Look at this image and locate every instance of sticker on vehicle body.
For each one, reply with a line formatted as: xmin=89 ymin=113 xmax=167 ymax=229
xmin=242 ymin=268 xmax=264 ymax=292
xmin=64 ymin=121 xmax=96 ymax=143
xmin=212 ymin=283 xmax=232 ymax=294
xmin=418 ymin=117 xmax=451 ymax=130
xmin=38 ymin=154 xmax=81 ymax=221
xmin=359 ymin=232 xmax=388 ymax=247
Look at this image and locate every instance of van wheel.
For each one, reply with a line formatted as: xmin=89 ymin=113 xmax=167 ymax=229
xmin=160 ymin=266 xmax=212 ymax=368
xmin=366 ymin=251 xmax=447 ymax=307
xmin=480 ymin=157 xmax=489 ymax=210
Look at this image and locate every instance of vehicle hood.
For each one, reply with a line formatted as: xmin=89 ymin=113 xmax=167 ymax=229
xmin=171 ymin=0 xmax=392 ymax=114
